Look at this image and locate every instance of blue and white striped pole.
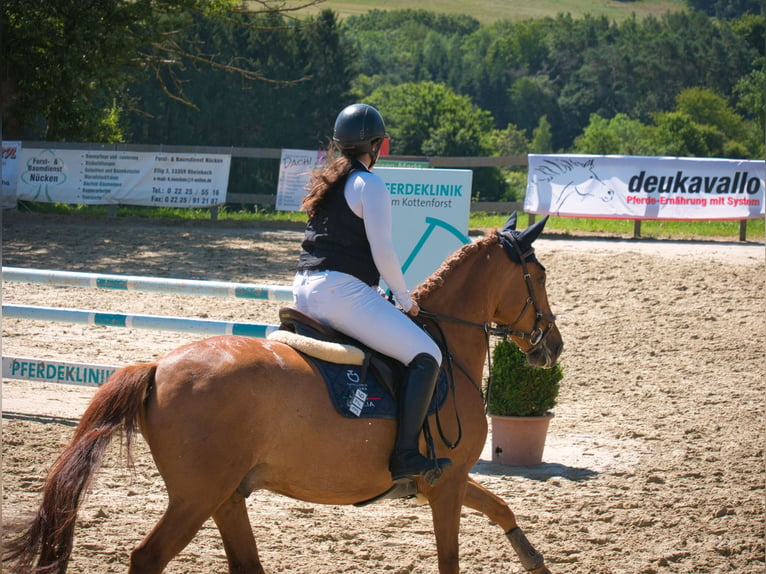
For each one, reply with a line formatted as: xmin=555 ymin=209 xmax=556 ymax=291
xmin=2 ymin=267 xmax=293 ymax=301
xmin=3 ymin=304 xmax=280 ymax=338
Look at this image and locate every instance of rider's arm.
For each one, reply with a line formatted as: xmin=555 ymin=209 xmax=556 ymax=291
xmin=347 ymin=172 xmax=413 ymax=312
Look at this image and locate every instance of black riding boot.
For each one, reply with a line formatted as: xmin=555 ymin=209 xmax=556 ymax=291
xmin=389 ymin=353 xmax=452 ymax=482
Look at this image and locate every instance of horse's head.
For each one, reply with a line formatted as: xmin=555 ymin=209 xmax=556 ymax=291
xmin=493 ymin=212 xmax=563 ymax=368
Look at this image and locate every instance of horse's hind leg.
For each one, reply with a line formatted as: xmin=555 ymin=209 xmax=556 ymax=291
xmin=213 ymin=493 xmax=264 ymax=574
xmin=463 ymin=477 xmax=552 ymax=574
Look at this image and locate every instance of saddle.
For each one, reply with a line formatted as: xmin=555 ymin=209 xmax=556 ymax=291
xmin=268 ymin=307 xmax=446 ymax=420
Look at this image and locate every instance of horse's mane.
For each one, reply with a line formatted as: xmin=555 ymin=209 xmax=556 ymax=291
xmin=414 ymin=232 xmax=498 ymax=299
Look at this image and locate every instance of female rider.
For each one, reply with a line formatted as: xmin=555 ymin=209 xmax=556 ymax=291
xmin=293 ymin=103 xmax=451 ymax=482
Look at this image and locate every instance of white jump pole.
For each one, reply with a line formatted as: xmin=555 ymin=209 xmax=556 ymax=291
xmin=3 ymin=304 xmax=280 ymax=338
xmin=2 ymin=267 xmax=293 ymax=301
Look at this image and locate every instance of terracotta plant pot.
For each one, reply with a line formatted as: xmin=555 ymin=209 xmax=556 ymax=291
xmin=490 ymin=413 xmax=554 ymax=466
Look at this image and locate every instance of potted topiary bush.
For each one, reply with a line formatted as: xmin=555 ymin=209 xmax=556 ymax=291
xmin=487 ymin=338 xmax=563 ymax=466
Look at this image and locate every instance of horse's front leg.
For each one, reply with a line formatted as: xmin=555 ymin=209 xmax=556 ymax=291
xmin=426 ymin=475 xmax=469 ymax=573
xmin=463 ymin=477 xmax=552 ymax=574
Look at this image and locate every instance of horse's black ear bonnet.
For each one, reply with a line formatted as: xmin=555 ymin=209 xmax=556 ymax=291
xmin=496 ymin=211 xmax=548 ymax=269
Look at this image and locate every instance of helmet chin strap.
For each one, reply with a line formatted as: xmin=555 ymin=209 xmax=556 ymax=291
xmin=368 ymin=139 xmax=383 ymax=169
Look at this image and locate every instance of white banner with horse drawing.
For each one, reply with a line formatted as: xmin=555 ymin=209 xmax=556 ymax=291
xmin=16 ymin=148 xmax=232 ymax=207
xmin=525 ymin=154 xmax=765 ymax=220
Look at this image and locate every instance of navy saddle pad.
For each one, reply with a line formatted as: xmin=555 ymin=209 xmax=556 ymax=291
xmin=310 ymin=357 xmax=449 ymax=420
xmin=278 ymin=306 xmax=448 ymax=420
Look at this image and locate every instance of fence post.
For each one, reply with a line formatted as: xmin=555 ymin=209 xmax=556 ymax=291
xmin=633 ymin=220 xmax=641 ymax=239
xmin=739 ymin=220 xmax=747 ymax=242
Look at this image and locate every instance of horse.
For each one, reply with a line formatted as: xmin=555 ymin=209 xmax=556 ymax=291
xmin=4 ymin=212 xmax=563 ymax=574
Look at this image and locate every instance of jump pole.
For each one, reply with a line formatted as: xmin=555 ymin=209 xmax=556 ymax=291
xmin=3 ymin=304 xmax=280 ymax=338
xmin=2 ymin=267 xmax=294 ymax=301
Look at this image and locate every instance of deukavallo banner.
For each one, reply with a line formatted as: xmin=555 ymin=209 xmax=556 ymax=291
xmin=525 ymin=154 xmax=765 ymax=220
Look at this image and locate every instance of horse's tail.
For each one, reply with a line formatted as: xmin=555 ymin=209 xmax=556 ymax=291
xmin=3 ymin=362 xmax=157 ymax=574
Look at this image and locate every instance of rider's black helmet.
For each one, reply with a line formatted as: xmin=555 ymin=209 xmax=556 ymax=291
xmin=333 ymin=104 xmax=387 ymax=156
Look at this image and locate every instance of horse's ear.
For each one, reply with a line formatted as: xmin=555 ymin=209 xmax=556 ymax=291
xmin=519 ymin=215 xmax=549 ymax=245
xmin=501 ymin=211 xmax=518 ymax=233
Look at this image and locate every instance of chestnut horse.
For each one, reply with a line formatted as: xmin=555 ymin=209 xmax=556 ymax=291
xmin=5 ymin=213 xmax=563 ymax=574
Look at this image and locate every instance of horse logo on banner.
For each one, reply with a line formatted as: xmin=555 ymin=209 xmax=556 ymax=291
xmin=533 ymin=157 xmax=615 ymax=215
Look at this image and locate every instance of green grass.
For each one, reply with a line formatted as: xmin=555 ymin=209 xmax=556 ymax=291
xmin=300 ymin=0 xmax=686 ymax=23
xmin=14 ymin=201 xmax=764 ymax=242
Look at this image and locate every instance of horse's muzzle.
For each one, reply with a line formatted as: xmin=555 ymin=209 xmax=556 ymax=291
xmin=526 ymin=329 xmax=563 ymax=369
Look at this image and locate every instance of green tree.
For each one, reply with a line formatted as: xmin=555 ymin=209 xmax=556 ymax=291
xmin=675 ymin=88 xmax=746 ymax=141
xmin=733 ymin=65 xmax=765 ymax=151
xmin=367 ymin=81 xmax=493 ymax=157
xmin=530 ymin=116 xmax=553 ymax=153
xmin=0 ymin=0 xmax=324 ymax=141
xmin=367 ymin=81 xmax=507 ymax=200
xmin=574 ymin=113 xmax=653 ymax=155
xmin=488 ymin=124 xmax=530 ymax=157
xmin=508 ymin=76 xmax=559 ymax=137
xmin=684 ymin=0 xmax=762 ymax=19
xmin=674 ymin=87 xmax=760 ymax=158
xmin=647 ymin=112 xmax=711 ymax=157
xmin=125 ymin=9 xmax=355 ymax=195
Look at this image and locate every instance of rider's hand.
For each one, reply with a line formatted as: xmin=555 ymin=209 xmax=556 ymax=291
xmin=407 ymin=300 xmax=420 ymax=317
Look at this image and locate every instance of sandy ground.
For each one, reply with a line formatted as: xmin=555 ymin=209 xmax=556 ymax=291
xmin=2 ymin=211 xmax=764 ymax=573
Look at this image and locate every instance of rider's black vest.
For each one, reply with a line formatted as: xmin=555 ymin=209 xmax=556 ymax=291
xmin=297 ymin=164 xmax=380 ymax=287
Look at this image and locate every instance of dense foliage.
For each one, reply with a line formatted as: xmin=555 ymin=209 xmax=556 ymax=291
xmin=2 ymin=3 xmax=762 ymax=199
xmin=344 ymin=9 xmax=763 ymax=157
xmin=488 ymin=338 xmax=562 ymax=417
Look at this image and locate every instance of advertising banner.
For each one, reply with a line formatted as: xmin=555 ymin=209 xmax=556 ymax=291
xmin=16 ymin=148 xmax=231 ymax=207
xmin=377 ymin=166 xmax=472 ymax=289
xmin=276 ymin=149 xmax=326 ymax=211
xmin=526 ymin=154 xmax=765 ymax=220
xmin=2 ymin=141 xmax=22 ymax=208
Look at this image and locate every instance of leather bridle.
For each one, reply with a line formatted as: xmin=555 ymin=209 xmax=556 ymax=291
xmin=420 ymin=230 xmax=557 ymax=353
xmin=494 ymin=230 xmax=557 ymax=350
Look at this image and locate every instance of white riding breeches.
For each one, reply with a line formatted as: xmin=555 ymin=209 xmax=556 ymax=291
xmin=292 ymin=270 xmax=442 ymax=366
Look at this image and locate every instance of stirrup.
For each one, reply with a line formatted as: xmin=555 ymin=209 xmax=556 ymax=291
xmin=390 ymin=450 xmax=452 ymax=485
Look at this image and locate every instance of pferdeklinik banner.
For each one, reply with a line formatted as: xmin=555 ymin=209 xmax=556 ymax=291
xmin=16 ymin=148 xmax=231 ymax=207
xmin=376 ymin=167 xmax=472 ymax=290
xmin=276 ymin=154 xmax=472 ymax=290
xmin=525 ymin=154 xmax=765 ymax=220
